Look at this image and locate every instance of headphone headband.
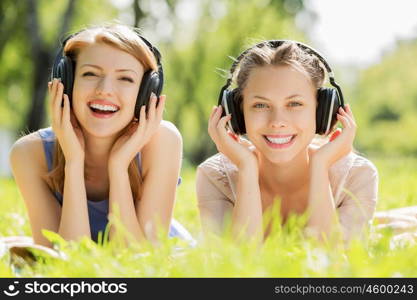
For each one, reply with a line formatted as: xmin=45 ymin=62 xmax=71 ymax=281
xmin=53 ymin=29 xmax=164 ymax=84
xmin=222 ymin=40 xmax=344 ymax=108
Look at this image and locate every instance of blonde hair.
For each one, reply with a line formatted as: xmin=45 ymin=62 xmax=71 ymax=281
xmin=46 ymin=24 xmax=158 ymax=201
xmin=235 ymin=41 xmax=325 ymax=92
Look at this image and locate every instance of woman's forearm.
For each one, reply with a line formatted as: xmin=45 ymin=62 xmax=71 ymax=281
xmin=59 ymin=160 xmax=91 ymax=241
xmin=232 ymin=163 xmax=263 ymax=239
xmin=108 ymin=167 xmax=145 ymax=243
xmin=307 ymin=160 xmax=339 ymax=239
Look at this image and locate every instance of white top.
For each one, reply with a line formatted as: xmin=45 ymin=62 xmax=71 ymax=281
xmin=196 ymin=151 xmax=379 ymax=241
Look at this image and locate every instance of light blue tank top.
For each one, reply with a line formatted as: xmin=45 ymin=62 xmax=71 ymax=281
xmin=38 ymin=127 xmax=193 ymax=243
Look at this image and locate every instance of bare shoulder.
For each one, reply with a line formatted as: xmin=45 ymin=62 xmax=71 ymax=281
xmin=142 ymin=120 xmax=182 ymax=168
xmin=9 ymin=131 xmax=47 ymax=173
xmin=146 ymin=120 xmax=182 ymax=151
xmin=158 ymin=120 xmax=182 ymax=143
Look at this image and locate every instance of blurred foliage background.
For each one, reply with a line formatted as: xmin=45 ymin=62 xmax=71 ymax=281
xmin=0 ymin=0 xmax=416 ymax=167
xmin=1 ymin=0 xmax=417 ymax=277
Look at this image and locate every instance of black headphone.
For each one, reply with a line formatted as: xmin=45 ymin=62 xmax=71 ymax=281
xmin=50 ymin=30 xmax=164 ymax=119
xmin=218 ymin=40 xmax=345 ymax=135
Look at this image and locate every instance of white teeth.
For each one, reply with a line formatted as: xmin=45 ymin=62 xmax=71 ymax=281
xmin=89 ymin=103 xmax=119 ymax=112
xmin=266 ymin=135 xmax=294 ymax=144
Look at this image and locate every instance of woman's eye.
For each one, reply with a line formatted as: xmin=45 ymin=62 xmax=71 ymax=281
xmin=82 ymin=71 xmax=96 ymax=77
xmin=120 ymin=77 xmax=134 ymax=83
xmin=288 ymin=101 xmax=302 ymax=107
xmin=254 ymin=103 xmax=268 ymax=109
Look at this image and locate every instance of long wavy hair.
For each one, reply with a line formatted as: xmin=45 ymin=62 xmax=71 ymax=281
xmin=45 ymin=24 xmax=158 ymax=201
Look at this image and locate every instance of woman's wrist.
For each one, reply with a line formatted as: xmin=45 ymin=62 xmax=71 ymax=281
xmin=237 ymin=160 xmax=259 ymax=179
xmin=64 ymin=157 xmax=85 ymax=170
xmin=236 ymin=160 xmax=258 ymax=175
xmin=108 ymin=160 xmax=129 ymax=175
xmin=309 ymin=158 xmax=330 ymax=182
xmin=310 ymin=154 xmax=331 ymax=171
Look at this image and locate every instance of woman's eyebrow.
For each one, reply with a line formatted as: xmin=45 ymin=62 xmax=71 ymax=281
xmin=80 ymin=64 xmax=138 ymax=75
xmin=285 ymin=94 xmax=303 ymax=100
xmin=116 ymin=68 xmax=139 ymax=75
xmin=80 ymin=64 xmax=102 ymax=70
xmin=253 ymin=95 xmax=271 ymax=101
xmin=253 ymin=94 xmax=303 ymax=101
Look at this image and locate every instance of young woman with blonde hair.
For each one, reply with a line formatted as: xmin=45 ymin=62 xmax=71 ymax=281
xmin=197 ymin=40 xmax=378 ymax=243
xmin=9 ymin=24 xmax=192 ymax=248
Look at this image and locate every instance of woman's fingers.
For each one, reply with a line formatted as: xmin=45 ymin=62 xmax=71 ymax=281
xmin=49 ymin=81 xmax=57 ymax=127
xmin=335 ymin=108 xmax=356 ymax=144
xmin=337 ymin=110 xmax=351 ymax=128
xmin=209 ymin=107 xmax=236 ymax=144
xmin=54 ymin=80 xmax=63 ymax=108
xmin=50 ymin=79 xmax=58 ymax=102
xmin=156 ymin=95 xmax=166 ymax=121
xmin=212 ymin=106 xmax=223 ymax=123
xmin=338 ymin=108 xmax=356 ymax=136
xmin=62 ymin=94 xmax=70 ymax=125
xmin=148 ymin=93 xmax=157 ymax=122
xmin=50 ymin=80 xmax=64 ymax=127
xmin=209 ymin=105 xmax=219 ymax=119
xmin=217 ymin=114 xmax=231 ymax=132
xmin=140 ymin=104 xmax=147 ymax=123
xmin=208 ymin=106 xmax=222 ymax=136
xmin=344 ymin=104 xmax=355 ymax=120
xmin=340 ymin=105 xmax=356 ymax=126
xmin=138 ymin=105 xmax=147 ymax=133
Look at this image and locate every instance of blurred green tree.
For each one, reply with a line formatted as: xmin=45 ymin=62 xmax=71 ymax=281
xmin=354 ymin=39 xmax=417 ymax=156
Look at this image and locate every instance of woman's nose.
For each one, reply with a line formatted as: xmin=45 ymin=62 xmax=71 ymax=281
xmin=96 ymin=76 xmax=114 ymax=96
xmin=269 ymin=109 xmax=289 ymax=129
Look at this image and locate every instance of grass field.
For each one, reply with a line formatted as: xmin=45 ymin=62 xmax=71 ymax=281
xmin=1 ymin=155 xmax=417 ymax=277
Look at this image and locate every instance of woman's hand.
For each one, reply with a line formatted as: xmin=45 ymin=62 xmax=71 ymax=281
xmin=312 ymin=104 xmax=357 ymax=169
xmin=109 ymin=93 xmax=165 ymax=170
xmin=208 ymin=105 xmax=258 ymax=170
xmin=49 ymin=78 xmax=85 ymax=163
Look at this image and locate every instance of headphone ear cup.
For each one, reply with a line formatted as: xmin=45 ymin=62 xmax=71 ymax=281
xmin=51 ymin=55 xmax=74 ymax=105
xmin=62 ymin=56 xmax=74 ymax=104
xmin=135 ymin=70 xmax=162 ymax=119
xmin=229 ymin=89 xmax=246 ymax=135
xmin=221 ymin=89 xmax=245 ymax=135
xmin=316 ymin=87 xmax=340 ymax=135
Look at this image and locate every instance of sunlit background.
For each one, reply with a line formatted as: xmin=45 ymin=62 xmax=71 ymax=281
xmin=305 ymin=0 xmax=417 ymax=66
xmin=2 ymin=1 xmax=417 ymax=277
xmin=1 ymin=0 xmax=417 ymax=175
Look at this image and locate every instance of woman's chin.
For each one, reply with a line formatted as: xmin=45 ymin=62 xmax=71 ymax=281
xmin=258 ymin=145 xmax=300 ymax=166
xmin=82 ymin=125 xmax=122 ymax=139
xmin=265 ymin=154 xmax=296 ymax=166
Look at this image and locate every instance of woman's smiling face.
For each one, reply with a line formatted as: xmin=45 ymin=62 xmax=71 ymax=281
xmin=242 ymin=64 xmax=317 ymax=164
xmin=72 ymin=43 xmax=145 ymax=138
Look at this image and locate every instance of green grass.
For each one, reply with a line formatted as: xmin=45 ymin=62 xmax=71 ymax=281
xmin=1 ymin=155 xmax=417 ymax=277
